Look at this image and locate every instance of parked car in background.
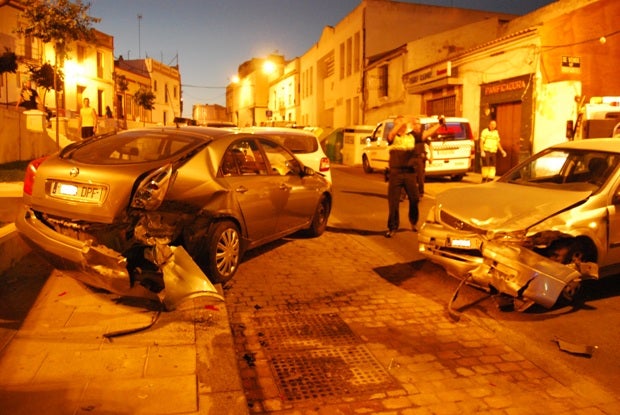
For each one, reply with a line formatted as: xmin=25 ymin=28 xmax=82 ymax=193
xmin=239 ymin=126 xmax=332 ymax=183
xmin=16 ymin=127 xmax=332 ymax=310
xmin=362 ymin=116 xmax=474 ymax=181
xmin=419 ymin=138 xmax=620 ymax=311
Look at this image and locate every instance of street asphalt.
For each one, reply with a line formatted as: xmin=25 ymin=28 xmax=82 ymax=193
xmin=1 ymin=173 xmax=619 ymax=414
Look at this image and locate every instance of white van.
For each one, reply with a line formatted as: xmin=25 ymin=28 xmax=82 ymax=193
xmin=362 ymin=116 xmax=474 ymax=181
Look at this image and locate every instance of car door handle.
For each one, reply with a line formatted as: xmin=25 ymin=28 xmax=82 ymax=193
xmin=235 ymin=186 xmax=248 ymax=193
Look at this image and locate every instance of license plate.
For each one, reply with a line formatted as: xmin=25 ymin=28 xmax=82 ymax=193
xmin=51 ymin=181 xmax=105 ymax=203
xmin=449 ymin=238 xmax=473 ymax=248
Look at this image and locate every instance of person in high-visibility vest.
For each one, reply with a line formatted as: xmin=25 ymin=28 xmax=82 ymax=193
xmin=480 ymin=120 xmax=506 ymax=182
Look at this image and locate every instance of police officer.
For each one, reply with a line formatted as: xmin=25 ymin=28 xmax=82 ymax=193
xmin=384 ymin=115 xmax=443 ymax=238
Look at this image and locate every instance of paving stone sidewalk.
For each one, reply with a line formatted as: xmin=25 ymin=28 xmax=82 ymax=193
xmin=224 ymin=226 xmax=620 ymax=414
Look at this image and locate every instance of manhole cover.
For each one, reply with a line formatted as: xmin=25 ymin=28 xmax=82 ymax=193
xmin=256 ymin=313 xmax=360 ymax=350
xmin=256 ymin=313 xmax=401 ymax=401
xmin=269 ymin=345 xmax=399 ymax=401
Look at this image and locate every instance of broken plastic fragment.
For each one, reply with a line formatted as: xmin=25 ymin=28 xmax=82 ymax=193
xmin=553 ymin=337 xmax=598 ymax=357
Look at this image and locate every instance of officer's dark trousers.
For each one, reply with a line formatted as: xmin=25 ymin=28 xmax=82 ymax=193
xmin=387 ymin=167 xmax=420 ymax=231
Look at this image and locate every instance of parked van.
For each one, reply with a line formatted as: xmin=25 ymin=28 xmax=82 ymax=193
xmin=362 ymin=116 xmax=474 ymax=181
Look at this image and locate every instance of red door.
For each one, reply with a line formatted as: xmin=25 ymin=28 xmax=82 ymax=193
xmin=495 ymin=102 xmax=522 ymax=176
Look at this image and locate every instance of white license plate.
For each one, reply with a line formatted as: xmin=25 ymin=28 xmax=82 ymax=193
xmin=51 ymin=181 xmax=105 ymax=203
xmin=449 ymin=238 xmax=473 ymax=248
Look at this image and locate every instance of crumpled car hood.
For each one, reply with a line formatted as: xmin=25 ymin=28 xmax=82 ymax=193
xmin=436 ymin=182 xmax=591 ymax=231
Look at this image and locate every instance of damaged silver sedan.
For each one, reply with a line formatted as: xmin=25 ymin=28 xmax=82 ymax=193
xmin=16 ymin=127 xmax=332 ymax=310
xmin=419 ymin=138 xmax=620 ymax=311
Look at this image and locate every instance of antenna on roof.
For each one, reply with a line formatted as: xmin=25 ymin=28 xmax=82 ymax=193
xmin=137 ymin=13 xmax=143 ymax=58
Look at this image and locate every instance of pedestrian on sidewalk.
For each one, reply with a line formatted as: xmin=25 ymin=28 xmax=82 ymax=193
xmin=15 ymin=80 xmax=40 ymax=110
xmin=78 ymin=97 xmax=98 ymax=139
xmin=480 ymin=120 xmax=506 ymax=182
xmin=384 ymin=115 xmax=442 ymax=237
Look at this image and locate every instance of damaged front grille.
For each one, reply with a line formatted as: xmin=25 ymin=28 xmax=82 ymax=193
xmin=439 ymin=210 xmax=486 ymax=234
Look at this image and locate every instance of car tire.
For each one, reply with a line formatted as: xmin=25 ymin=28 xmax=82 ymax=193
xmin=362 ymin=155 xmax=373 ymax=173
xmin=206 ymin=220 xmax=241 ymax=283
xmin=306 ymin=194 xmax=331 ymax=237
xmin=451 ymin=174 xmax=464 ymax=182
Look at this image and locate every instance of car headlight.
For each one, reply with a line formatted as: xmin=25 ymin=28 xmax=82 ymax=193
xmin=487 ymin=229 xmax=527 ymax=242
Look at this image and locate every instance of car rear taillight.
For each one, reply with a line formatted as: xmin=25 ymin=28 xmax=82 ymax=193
xmin=23 ymin=156 xmax=48 ymax=196
xmin=319 ymin=157 xmax=330 ymax=172
xmin=131 ymin=164 xmax=174 ymax=210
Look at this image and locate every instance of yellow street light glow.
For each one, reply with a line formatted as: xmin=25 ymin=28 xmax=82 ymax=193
xmin=262 ymin=60 xmax=275 ymax=74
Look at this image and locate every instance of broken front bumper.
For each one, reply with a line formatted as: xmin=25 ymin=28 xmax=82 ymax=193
xmin=15 ymin=207 xmax=222 ymax=310
xmin=419 ymin=222 xmax=583 ymax=309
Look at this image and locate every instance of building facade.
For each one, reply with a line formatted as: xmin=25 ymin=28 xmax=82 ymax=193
xmin=114 ymin=57 xmax=182 ymax=126
xmin=225 ymin=0 xmax=618 ymax=175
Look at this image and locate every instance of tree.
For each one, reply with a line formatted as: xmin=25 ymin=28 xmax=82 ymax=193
xmin=16 ymin=0 xmax=100 ymax=147
xmin=134 ymin=87 xmax=156 ymax=126
xmin=28 ymin=63 xmax=63 ymax=104
xmin=0 ymin=48 xmax=18 ymax=106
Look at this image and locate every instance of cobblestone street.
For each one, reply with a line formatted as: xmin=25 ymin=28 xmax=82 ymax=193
xmin=223 ymin=226 xmax=620 ymax=414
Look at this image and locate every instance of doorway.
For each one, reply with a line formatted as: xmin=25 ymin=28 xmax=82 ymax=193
xmin=494 ymin=102 xmax=522 ymax=175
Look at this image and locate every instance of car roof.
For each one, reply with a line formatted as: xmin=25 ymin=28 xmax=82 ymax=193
xmin=237 ymin=126 xmax=318 ymax=138
xmin=551 ymin=138 xmax=620 ymax=153
xmin=378 ymin=116 xmax=470 ymax=125
xmin=116 ymin=125 xmax=236 ymax=139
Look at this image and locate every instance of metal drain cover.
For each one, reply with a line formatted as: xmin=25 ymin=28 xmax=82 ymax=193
xmin=256 ymin=313 xmax=401 ymax=401
xmin=256 ymin=313 xmax=361 ymax=350
xmin=269 ymin=345 xmax=399 ymax=401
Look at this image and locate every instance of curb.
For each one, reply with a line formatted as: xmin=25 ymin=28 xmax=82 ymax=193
xmin=0 ymin=223 xmax=30 ymax=276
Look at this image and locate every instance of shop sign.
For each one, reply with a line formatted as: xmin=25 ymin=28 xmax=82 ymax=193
xmin=405 ymin=61 xmax=452 ymax=87
xmin=561 ymin=56 xmax=581 ymax=74
xmin=482 ymin=78 xmax=527 ymax=96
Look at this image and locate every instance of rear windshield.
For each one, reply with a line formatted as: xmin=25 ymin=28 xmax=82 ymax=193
xmin=64 ymin=131 xmax=205 ymax=164
xmin=260 ymin=133 xmax=319 ymax=154
xmin=425 ymin=122 xmax=472 ymax=141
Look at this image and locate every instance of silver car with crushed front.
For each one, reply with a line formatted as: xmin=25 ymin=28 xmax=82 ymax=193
xmin=419 ymin=138 xmax=620 ymax=311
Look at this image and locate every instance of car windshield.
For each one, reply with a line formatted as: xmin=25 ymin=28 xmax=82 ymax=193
xmin=501 ymin=148 xmax=618 ymax=192
xmin=264 ymin=134 xmax=319 ymax=154
xmin=64 ymin=131 xmax=205 ymax=164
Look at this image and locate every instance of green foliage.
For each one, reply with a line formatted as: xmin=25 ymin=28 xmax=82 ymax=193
xmin=16 ymin=0 xmax=100 ymax=60
xmin=28 ymin=63 xmax=63 ymax=93
xmin=0 ymin=48 xmax=18 ymax=74
xmin=114 ymin=73 xmax=128 ymax=93
xmin=0 ymin=160 xmax=30 ymax=182
xmin=134 ymin=87 xmax=156 ymax=111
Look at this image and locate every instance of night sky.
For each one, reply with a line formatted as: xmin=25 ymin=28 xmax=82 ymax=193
xmin=89 ymin=0 xmax=555 ymax=115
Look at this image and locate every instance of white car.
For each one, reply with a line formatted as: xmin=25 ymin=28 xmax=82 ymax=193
xmin=419 ymin=138 xmax=620 ymax=311
xmin=238 ymin=127 xmax=331 ymax=183
xmin=362 ymin=116 xmax=474 ymax=181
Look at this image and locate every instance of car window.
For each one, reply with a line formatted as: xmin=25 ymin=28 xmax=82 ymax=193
xmin=425 ymin=122 xmax=471 ymax=141
xmin=66 ymin=131 xmax=203 ymax=164
xmin=261 ymin=133 xmax=318 ymax=154
xmin=220 ymin=139 xmax=268 ymax=176
xmin=503 ymin=149 xmax=616 ymax=192
xmin=259 ymin=139 xmax=301 ymax=176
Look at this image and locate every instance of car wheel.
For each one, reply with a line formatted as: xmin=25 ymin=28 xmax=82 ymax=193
xmin=306 ymin=194 xmax=331 ymax=237
xmin=362 ymin=155 xmax=373 ymax=173
xmin=206 ymin=221 xmax=241 ymax=283
xmin=451 ymin=174 xmax=464 ymax=182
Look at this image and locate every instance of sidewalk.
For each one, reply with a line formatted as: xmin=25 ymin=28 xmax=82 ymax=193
xmin=0 ymin=182 xmax=249 ymax=415
xmin=0 ymin=182 xmax=29 ymax=275
xmin=0 ymin=254 xmax=248 ymax=415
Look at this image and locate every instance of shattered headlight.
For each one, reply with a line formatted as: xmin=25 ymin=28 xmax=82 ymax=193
xmin=486 ymin=229 xmax=527 ymax=243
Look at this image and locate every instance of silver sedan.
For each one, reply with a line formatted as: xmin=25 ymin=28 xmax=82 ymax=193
xmin=419 ymin=138 xmax=620 ymax=311
xmin=16 ymin=126 xmax=332 ymax=309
